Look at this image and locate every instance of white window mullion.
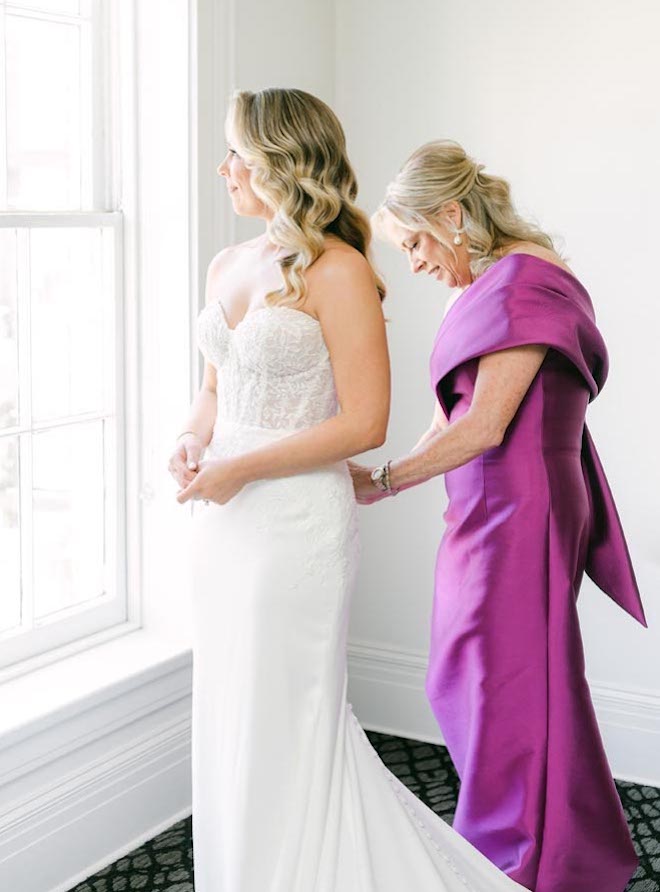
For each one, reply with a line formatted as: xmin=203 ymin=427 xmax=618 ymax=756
xmin=16 ymin=226 xmax=33 ymax=632
xmin=103 ymin=220 xmax=121 ymax=610
xmin=0 ymin=5 xmax=8 ymax=207
xmin=79 ymin=7 xmax=93 ymax=208
xmin=83 ymin=0 xmax=106 ymax=210
xmin=0 ymin=211 xmax=118 ymax=228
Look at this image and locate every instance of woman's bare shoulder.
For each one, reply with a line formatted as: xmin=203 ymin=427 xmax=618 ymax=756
xmin=303 ymin=240 xmax=380 ymax=322
xmin=204 ymin=237 xmax=265 ymax=303
xmin=308 ymin=238 xmax=372 ymax=283
xmin=208 ymin=235 xmax=265 ymax=271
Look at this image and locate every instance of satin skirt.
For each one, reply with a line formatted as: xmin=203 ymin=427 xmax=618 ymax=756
xmin=428 ymin=430 xmax=638 ymax=892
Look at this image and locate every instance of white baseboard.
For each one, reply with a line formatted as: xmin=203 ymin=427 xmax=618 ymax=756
xmin=347 ymin=638 xmax=660 ymax=787
xmin=0 ymin=637 xmax=656 ymax=892
xmin=0 ymin=655 xmax=193 ymax=892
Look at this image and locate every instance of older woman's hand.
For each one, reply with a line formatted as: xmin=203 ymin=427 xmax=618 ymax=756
xmin=347 ymin=460 xmax=389 ymax=505
xmin=176 ymin=457 xmax=247 ymax=505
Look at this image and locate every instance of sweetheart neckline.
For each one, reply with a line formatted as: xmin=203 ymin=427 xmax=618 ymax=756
xmin=208 ymin=300 xmax=322 ymax=333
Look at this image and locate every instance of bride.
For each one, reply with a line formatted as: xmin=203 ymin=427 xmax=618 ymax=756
xmin=169 ymin=87 xmax=530 ymax=892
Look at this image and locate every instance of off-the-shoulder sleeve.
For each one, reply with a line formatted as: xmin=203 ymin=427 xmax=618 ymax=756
xmin=428 ymin=256 xmax=645 ymax=628
xmin=430 ymin=277 xmax=608 ymax=415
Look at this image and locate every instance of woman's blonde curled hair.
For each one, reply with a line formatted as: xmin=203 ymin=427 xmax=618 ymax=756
xmin=228 ymin=87 xmax=386 ymax=305
xmin=373 ymin=139 xmax=558 ymax=278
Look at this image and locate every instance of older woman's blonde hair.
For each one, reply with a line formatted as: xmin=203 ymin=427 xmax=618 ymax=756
xmin=228 ymin=87 xmax=385 ymax=306
xmin=372 ymin=139 xmax=558 ymax=278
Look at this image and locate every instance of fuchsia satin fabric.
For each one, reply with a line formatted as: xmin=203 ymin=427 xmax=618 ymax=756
xmin=427 ymin=253 xmax=647 ymax=892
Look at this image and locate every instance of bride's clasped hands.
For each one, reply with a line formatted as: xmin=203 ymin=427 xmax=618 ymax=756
xmin=176 ymin=456 xmax=247 ymax=505
xmin=168 ymin=430 xmax=247 ymax=505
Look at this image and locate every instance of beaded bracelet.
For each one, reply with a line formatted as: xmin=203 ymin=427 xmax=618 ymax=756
xmin=384 ymin=460 xmax=399 ymax=496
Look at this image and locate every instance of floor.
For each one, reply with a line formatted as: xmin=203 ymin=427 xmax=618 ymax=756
xmin=68 ymin=729 xmax=660 ymax=892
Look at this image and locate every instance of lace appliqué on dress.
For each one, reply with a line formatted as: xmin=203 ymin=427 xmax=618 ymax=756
xmin=197 ymin=302 xmax=339 ymax=431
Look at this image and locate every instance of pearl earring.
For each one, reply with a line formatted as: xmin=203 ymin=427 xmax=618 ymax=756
xmin=452 ymin=225 xmax=467 ymax=246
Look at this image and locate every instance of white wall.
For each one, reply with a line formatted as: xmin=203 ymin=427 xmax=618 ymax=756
xmin=198 ymin=0 xmax=336 ymax=264
xmin=334 ymin=0 xmax=660 ymax=782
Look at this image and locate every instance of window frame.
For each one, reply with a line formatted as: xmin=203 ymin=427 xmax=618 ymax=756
xmin=0 ymin=0 xmax=142 ymax=681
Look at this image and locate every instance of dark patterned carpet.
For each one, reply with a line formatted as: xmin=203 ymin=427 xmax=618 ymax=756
xmin=70 ymin=730 xmax=659 ymax=892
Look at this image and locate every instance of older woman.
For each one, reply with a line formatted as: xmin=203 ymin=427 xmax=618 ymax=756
xmin=350 ymin=140 xmax=647 ymax=892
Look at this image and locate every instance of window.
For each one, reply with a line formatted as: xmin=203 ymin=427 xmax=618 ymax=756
xmin=0 ymin=0 xmax=130 ymax=675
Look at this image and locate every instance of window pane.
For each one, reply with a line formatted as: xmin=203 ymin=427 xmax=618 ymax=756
xmin=30 ymin=227 xmax=105 ymax=421
xmin=0 ymin=436 xmax=21 ymax=633
xmin=5 ymin=14 xmax=84 ymax=209
xmin=8 ymin=2 xmax=81 ymax=14
xmin=0 ymin=230 xmax=19 ymax=430
xmin=32 ymin=419 xmax=105 ymax=618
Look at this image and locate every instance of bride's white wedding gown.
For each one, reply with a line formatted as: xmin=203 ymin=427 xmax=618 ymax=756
xmin=189 ymin=298 xmax=530 ymax=892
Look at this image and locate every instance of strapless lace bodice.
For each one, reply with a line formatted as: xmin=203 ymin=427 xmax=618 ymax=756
xmin=196 ymin=300 xmax=338 ymax=430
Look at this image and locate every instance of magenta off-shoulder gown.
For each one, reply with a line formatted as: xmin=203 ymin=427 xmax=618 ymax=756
xmin=426 ymin=253 xmax=647 ymax=892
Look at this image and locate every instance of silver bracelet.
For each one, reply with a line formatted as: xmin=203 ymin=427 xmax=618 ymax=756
xmin=176 ymin=430 xmax=199 ymax=441
xmin=370 ymin=460 xmax=399 ymax=496
xmin=384 ymin=459 xmax=399 ymax=496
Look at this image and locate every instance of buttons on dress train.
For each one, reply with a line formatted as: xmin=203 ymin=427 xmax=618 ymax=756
xmin=347 ymin=702 xmax=474 ymax=889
